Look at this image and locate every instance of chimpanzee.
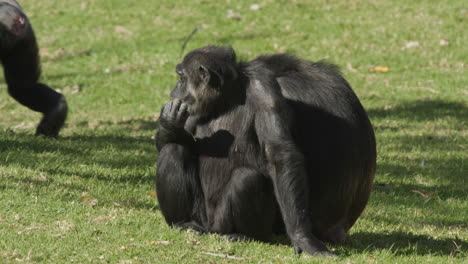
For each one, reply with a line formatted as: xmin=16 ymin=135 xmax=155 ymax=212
xmin=155 ymin=45 xmax=376 ymax=256
xmin=0 ymin=0 xmax=67 ymax=137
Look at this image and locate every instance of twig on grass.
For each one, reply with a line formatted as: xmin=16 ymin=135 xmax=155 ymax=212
xmin=411 ymin=189 xmax=433 ymax=199
xmin=201 ymin=251 xmax=244 ymax=260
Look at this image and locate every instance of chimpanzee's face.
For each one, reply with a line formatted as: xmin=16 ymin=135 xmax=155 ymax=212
xmin=171 ymin=60 xmax=221 ymax=116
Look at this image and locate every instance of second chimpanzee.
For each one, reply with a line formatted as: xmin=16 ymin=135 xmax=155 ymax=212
xmin=0 ymin=0 xmax=67 ymax=137
xmin=155 ymin=46 xmax=376 ymax=256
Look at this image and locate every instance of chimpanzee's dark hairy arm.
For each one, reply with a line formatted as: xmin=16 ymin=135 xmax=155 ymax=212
xmin=247 ymin=64 xmax=334 ymax=257
xmin=155 ymin=99 xmax=195 ymax=151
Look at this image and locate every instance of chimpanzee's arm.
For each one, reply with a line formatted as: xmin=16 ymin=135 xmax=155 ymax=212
xmin=155 ymin=99 xmax=195 ymax=151
xmin=250 ymin=72 xmax=333 ymax=256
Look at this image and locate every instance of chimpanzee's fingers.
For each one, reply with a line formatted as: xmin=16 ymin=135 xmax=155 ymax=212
xmin=161 ymin=102 xmax=171 ymax=118
xmin=170 ymin=99 xmax=182 ymax=117
xmin=177 ymin=103 xmax=189 ymax=122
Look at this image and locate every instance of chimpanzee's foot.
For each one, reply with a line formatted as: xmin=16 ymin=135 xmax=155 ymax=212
xmin=294 ymin=246 xmax=337 ymax=257
xmin=36 ymin=95 xmax=68 ymax=138
xmin=174 ymin=221 xmax=207 ymax=235
xmin=224 ymin=233 xmax=253 ymax=242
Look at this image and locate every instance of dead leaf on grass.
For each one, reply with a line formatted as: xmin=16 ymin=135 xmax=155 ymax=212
xmin=226 ymin=10 xmax=241 ymax=20
xmin=250 ymin=4 xmax=261 ymax=11
xmin=402 ymin=41 xmax=420 ymax=50
xmin=55 ymin=220 xmax=76 ymax=232
xmin=62 ymin=84 xmax=82 ymax=94
xmin=114 ymin=25 xmax=134 ymax=38
xmin=370 ymin=66 xmax=389 ymax=73
xmin=346 ymin=62 xmax=357 ymax=72
xmin=37 ymin=173 xmax=48 ymax=182
xmin=149 ymin=240 xmax=171 ymax=246
xmin=439 ymin=39 xmax=449 ymax=46
xmin=81 ymin=196 xmax=98 ymax=206
xmin=119 ymin=244 xmax=138 ymax=251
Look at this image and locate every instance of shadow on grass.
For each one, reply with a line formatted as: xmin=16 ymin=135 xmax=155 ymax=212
xmin=1 ymin=133 xmax=155 ymax=172
xmin=2 ymin=101 xmax=466 ymax=255
xmin=268 ymin=229 xmax=466 ymax=257
xmin=74 ymin=118 xmax=158 ymax=132
xmin=377 ymin=158 xmax=466 ymax=191
xmin=368 ymin=99 xmax=467 ymax=121
xmin=343 ymin=231 xmax=466 ymax=257
xmin=374 ymin=181 xmax=467 ymax=205
xmin=1 ymin=121 xmax=159 ymax=209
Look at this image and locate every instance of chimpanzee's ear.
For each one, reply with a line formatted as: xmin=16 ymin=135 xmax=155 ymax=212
xmin=199 ymin=65 xmax=224 ymax=87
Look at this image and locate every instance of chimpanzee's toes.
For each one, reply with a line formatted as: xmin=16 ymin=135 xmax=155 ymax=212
xmin=224 ymin=233 xmax=252 ymax=242
xmin=36 ymin=95 xmax=68 ymax=138
xmin=294 ymin=245 xmax=337 ymax=258
xmin=174 ymin=221 xmax=206 ymax=235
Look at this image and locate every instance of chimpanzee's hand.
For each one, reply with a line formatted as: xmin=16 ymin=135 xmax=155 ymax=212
xmin=160 ymin=99 xmax=189 ymax=130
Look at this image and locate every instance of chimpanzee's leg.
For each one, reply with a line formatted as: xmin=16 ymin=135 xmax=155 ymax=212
xmin=156 ymin=143 xmax=206 ymax=231
xmin=211 ymin=167 xmax=276 ymax=241
xmin=5 ymin=65 xmax=68 ymax=138
xmin=7 ymin=81 xmax=63 ymax=113
xmin=0 ymin=2 xmax=67 ymax=137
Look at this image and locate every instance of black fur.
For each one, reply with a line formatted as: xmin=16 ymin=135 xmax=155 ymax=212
xmin=0 ymin=0 xmax=67 ymax=137
xmin=155 ymin=46 xmax=376 ymax=256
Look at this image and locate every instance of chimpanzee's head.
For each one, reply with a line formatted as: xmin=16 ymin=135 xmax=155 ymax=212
xmin=171 ymin=46 xmax=238 ymax=116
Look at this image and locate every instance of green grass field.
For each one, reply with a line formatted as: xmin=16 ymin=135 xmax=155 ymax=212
xmin=0 ymin=0 xmax=466 ymax=263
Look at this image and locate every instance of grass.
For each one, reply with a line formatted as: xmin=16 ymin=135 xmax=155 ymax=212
xmin=0 ymin=0 xmax=466 ymax=263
